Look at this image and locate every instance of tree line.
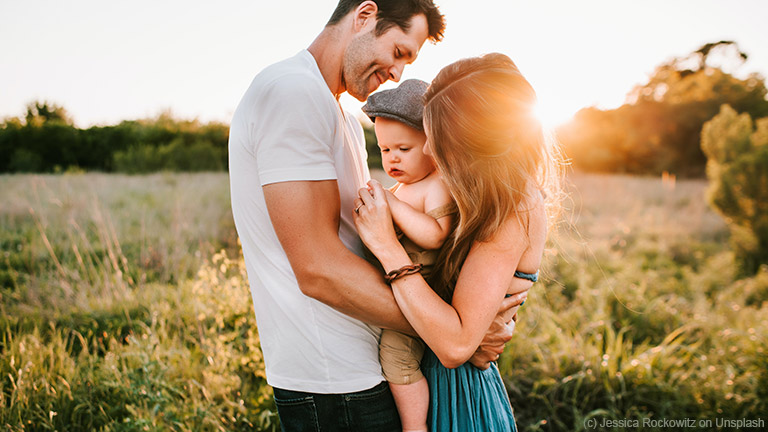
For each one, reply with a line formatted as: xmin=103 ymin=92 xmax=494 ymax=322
xmin=0 ymin=102 xmax=382 ymax=174
xmin=0 ymin=103 xmax=230 ymax=173
xmin=2 ymin=41 xmax=767 ymax=176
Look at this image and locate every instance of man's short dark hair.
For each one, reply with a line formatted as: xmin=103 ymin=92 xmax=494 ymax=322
xmin=327 ymin=0 xmax=445 ymax=42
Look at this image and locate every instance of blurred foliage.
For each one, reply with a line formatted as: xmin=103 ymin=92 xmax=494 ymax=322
xmin=363 ymin=122 xmax=382 ymax=170
xmin=24 ymin=101 xmax=74 ymax=127
xmin=1 ymin=103 xmax=384 ymax=174
xmin=0 ymin=105 xmax=229 ymax=173
xmin=701 ymin=104 xmax=768 ymax=276
xmin=5 ymin=40 xmax=768 ymax=178
xmin=558 ymin=41 xmax=768 ymax=177
xmin=113 ymin=138 xmax=224 ymax=174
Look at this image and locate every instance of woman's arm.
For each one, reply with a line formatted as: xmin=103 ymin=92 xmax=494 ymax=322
xmin=356 ymin=181 xmax=536 ymax=368
xmin=379 ymin=225 xmax=528 ymax=368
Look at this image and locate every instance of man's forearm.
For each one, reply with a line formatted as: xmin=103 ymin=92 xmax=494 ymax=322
xmin=263 ymin=180 xmax=415 ymax=335
xmin=295 ymin=244 xmax=415 ymax=335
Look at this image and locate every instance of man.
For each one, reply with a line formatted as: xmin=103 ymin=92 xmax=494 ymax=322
xmin=229 ymin=1 xmax=524 ymax=430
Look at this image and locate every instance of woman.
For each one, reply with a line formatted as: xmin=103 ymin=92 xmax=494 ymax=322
xmin=353 ymin=53 xmax=561 ymax=431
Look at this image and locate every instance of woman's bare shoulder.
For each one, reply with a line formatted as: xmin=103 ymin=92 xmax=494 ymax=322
xmin=423 ymin=172 xmax=453 ymax=211
xmin=486 ymin=190 xmax=547 ymax=252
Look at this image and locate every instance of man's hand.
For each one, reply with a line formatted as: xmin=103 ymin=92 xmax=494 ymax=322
xmin=468 ymin=290 xmax=528 ymax=370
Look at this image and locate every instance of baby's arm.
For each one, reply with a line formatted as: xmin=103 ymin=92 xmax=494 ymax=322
xmin=386 ymin=179 xmax=454 ymax=250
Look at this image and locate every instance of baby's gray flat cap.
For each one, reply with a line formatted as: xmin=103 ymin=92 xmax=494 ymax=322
xmin=362 ymin=79 xmax=429 ymax=131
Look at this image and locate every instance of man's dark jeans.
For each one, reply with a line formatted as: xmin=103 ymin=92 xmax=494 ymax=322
xmin=273 ymin=381 xmax=401 ymax=432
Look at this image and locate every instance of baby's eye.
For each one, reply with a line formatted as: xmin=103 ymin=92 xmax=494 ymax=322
xmin=400 ymin=147 xmax=410 ymax=152
xmin=380 ymin=148 xmax=389 ymax=153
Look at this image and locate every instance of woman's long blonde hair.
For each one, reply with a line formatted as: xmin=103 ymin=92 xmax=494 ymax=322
xmin=424 ymin=53 xmax=563 ymax=301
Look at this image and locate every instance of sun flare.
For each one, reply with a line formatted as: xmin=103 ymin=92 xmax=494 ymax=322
xmin=533 ymin=101 xmax=574 ymax=130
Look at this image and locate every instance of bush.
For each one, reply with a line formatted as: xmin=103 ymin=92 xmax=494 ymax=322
xmin=8 ymin=148 xmax=43 ymax=172
xmin=0 ymin=104 xmax=230 ymax=173
xmin=162 ymin=138 xmax=225 ymax=172
xmin=701 ymin=105 xmax=768 ymax=276
xmin=113 ymin=139 xmax=225 ymax=173
xmin=113 ymin=144 xmax=166 ymax=174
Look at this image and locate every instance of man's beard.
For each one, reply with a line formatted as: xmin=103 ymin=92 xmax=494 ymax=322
xmin=343 ymin=33 xmax=380 ymax=101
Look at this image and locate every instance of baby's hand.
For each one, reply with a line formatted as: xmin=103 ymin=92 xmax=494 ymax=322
xmin=367 ymin=180 xmax=399 ymax=207
xmin=383 ymin=189 xmax=397 ymax=206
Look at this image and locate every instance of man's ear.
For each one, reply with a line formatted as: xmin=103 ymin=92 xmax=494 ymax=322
xmin=353 ymin=1 xmax=378 ymax=33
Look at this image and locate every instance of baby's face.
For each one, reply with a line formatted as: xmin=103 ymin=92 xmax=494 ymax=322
xmin=374 ymin=117 xmax=435 ymax=184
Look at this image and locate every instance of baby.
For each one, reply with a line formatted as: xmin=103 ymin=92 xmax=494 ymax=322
xmin=362 ymin=79 xmax=455 ymax=432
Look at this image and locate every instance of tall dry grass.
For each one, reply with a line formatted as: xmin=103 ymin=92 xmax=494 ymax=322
xmin=505 ymin=173 xmax=767 ymax=430
xmin=0 ymin=173 xmax=276 ymax=431
xmin=1 ymin=172 xmax=766 ymax=431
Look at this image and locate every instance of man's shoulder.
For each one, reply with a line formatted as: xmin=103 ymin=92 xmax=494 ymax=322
xmin=253 ymin=52 xmax=329 ymax=100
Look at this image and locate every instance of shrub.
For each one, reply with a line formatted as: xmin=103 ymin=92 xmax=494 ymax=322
xmin=701 ymin=105 xmax=768 ymax=276
xmin=7 ymin=148 xmax=43 ymax=172
xmin=113 ymin=144 xmax=166 ymax=174
xmin=113 ymin=139 xmax=224 ymax=173
xmin=162 ymin=138 xmax=224 ymax=172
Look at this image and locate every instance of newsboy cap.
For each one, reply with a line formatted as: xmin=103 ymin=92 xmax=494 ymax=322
xmin=362 ymin=79 xmax=429 ymax=131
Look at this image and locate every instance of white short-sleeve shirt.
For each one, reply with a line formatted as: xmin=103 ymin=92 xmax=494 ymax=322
xmin=228 ymin=50 xmax=382 ymax=393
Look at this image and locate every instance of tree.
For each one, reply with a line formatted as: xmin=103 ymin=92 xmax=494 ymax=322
xmin=559 ymin=41 xmax=768 ymax=176
xmin=701 ymin=105 xmax=768 ymax=275
xmin=24 ymin=101 xmax=74 ymax=127
xmin=0 ymin=117 xmax=23 ymax=172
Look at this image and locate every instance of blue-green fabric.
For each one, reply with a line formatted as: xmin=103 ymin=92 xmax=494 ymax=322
xmin=513 ymin=270 xmax=538 ymax=282
xmin=423 ymin=349 xmax=517 ymax=431
xmin=421 ymin=268 xmax=532 ymax=430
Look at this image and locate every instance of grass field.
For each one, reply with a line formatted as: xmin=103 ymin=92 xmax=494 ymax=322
xmin=1 ymin=172 xmax=766 ymax=431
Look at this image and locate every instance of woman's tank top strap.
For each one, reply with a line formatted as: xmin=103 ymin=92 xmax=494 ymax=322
xmin=505 ymin=270 xmax=540 ymax=297
xmin=513 ymin=270 xmax=539 ymax=282
xmin=425 ymin=202 xmax=458 ymax=220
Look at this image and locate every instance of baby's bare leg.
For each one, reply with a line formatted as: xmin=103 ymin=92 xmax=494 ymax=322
xmin=380 ymin=330 xmax=428 ymax=431
xmin=390 ymin=378 xmax=429 ymax=432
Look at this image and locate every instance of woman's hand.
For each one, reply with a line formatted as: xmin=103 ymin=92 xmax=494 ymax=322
xmin=353 ymin=180 xmax=401 ymax=257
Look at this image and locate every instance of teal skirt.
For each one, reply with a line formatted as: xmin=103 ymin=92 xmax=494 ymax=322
xmin=422 ymin=349 xmax=517 ymax=431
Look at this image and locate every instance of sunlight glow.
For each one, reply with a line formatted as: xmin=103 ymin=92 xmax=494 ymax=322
xmin=1 ymin=1 xmax=766 ymax=127
xmin=533 ymin=101 xmax=574 ymax=130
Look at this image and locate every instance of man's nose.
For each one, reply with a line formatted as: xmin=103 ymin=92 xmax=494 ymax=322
xmin=388 ymin=63 xmax=404 ymax=83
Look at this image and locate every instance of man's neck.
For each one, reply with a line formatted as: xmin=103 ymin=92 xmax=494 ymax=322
xmin=308 ymin=25 xmax=349 ymax=99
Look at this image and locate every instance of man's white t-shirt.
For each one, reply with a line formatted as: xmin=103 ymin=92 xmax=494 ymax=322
xmin=228 ymin=50 xmax=383 ymax=393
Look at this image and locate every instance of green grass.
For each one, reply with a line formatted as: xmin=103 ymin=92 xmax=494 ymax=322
xmin=504 ymin=173 xmax=767 ymax=431
xmin=1 ymin=172 xmax=765 ymax=431
xmin=0 ymin=173 xmax=275 ymax=431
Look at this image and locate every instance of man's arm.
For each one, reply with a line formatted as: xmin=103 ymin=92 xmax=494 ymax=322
xmin=263 ymin=179 xmax=414 ymax=333
xmin=468 ymin=293 xmax=526 ymax=370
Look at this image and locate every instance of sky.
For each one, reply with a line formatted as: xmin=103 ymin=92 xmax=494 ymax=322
xmin=2 ymin=0 xmax=767 ymax=129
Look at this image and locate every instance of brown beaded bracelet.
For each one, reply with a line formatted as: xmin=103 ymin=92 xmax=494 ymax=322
xmin=384 ymin=264 xmax=423 ymax=284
